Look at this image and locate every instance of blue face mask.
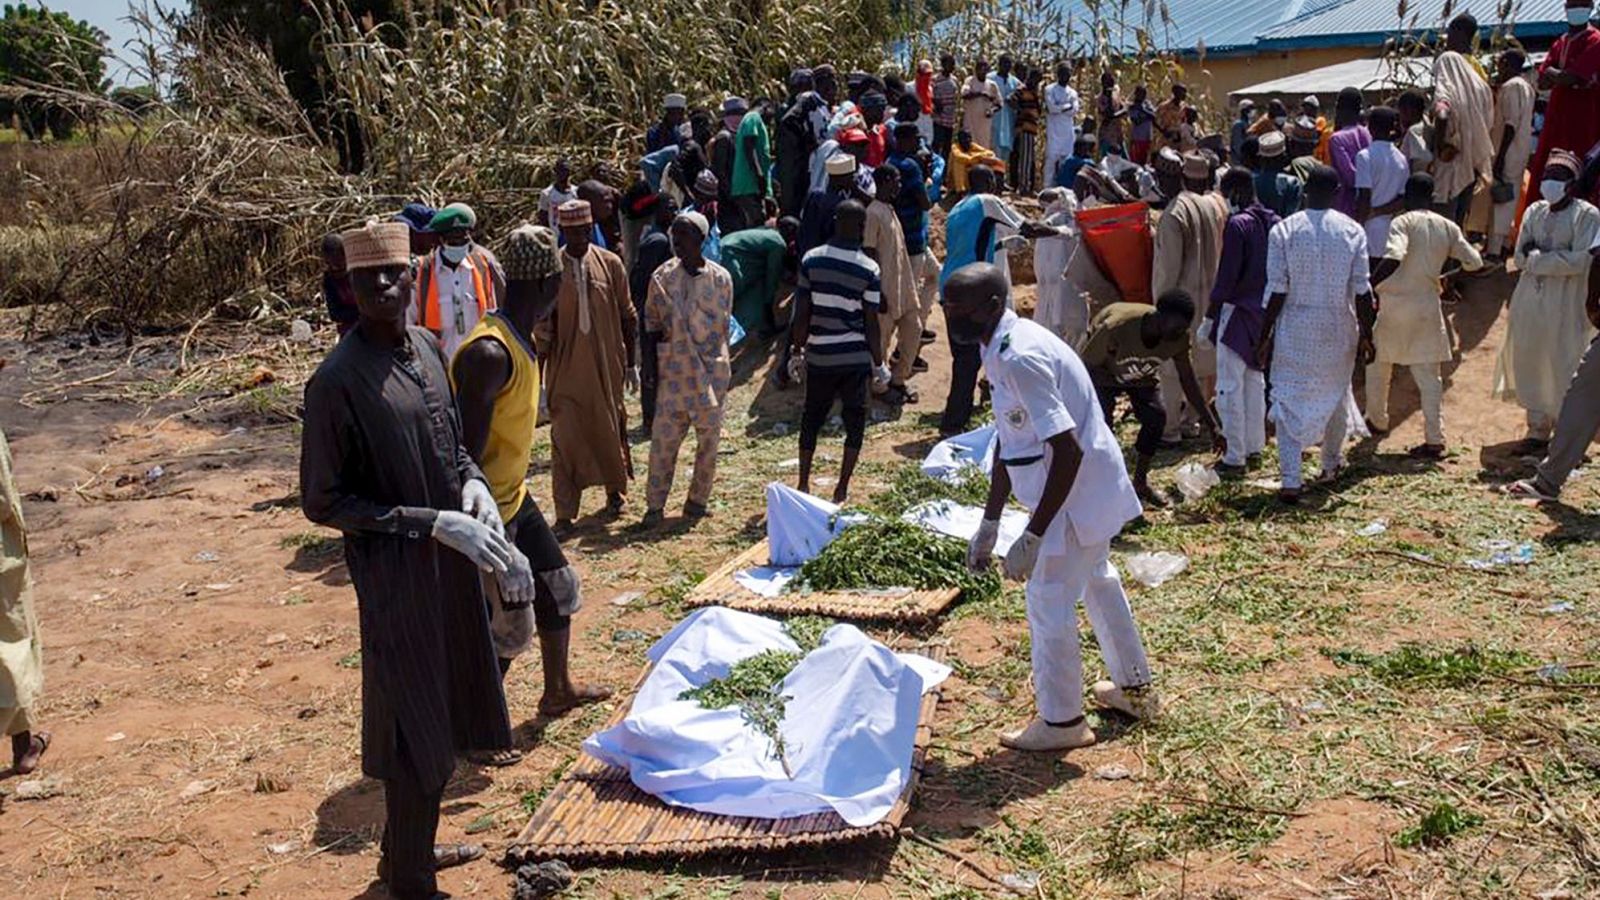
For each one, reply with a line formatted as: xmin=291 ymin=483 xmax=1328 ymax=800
xmin=1570 ymin=7 xmax=1593 ymax=27
xmin=441 ymin=243 xmax=469 ymax=265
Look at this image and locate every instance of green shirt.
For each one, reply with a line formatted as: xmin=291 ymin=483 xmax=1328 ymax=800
xmin=1077 ymin=302 xmax=1191 ymax=388
xmin=731 ymin=110 xmax=772 ymax=199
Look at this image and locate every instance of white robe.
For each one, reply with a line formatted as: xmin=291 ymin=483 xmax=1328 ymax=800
xmin=1264 ymin=209 xmax=1372 ymax=445
xmin=1493 ymin=199 xmax=1600 ymax=419
xmin=1033 ymin=194 xmax=1090 ymax=344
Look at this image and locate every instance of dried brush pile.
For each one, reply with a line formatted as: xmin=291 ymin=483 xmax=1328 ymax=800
xmin=2 ymin=0 xmax=894 ymax=333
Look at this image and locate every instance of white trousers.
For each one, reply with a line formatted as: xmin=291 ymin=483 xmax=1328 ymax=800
xmin=1025 ymin=537 xmax=1152 ymax=723
xmin=1278 ymin=409 xmax=1347 ymax=490
xmin=1043 ymin=150 xmax=1066 ymax=189
xmin=1365 ymin=360 xmax=1444 ymax=445
xmin=1215 ymin=339 xmax=1266 ymax=466
xmin=908 ymin=250 xmax=940 ymax=325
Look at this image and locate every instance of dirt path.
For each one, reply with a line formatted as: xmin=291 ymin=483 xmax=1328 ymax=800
xmin=0 ymin=267 xmax=1595 ymax=899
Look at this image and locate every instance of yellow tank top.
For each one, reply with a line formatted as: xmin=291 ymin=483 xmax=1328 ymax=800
xmin=450 ymin=313 xmax=540 ymax=522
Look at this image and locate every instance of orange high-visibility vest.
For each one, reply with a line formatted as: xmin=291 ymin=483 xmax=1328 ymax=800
xmin=416 ymin=249 xmax=495 ymax=332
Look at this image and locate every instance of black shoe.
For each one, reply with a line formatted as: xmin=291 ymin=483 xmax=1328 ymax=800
xmin=1215 ymin=462 xmax=1247 ymax=480
xmin=912 ymin=356 xmax=929 ymax=373
xmin=920 ymin=329 xmax=937 ymax=345
xmin=683 ymin=500 xmax=711 ymax=519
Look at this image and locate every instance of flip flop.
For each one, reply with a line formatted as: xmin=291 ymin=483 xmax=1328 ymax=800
xmin=466 ymin=748 xmax=523 ymax=768
xmin=1504 ymin=479 xmax=1559 ymax=502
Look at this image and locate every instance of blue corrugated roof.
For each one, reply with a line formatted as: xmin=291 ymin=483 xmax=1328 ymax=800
xmin=932 ymin=0 xmax=1349 ymax=56
xmin=1257 ymin=0 xmax=1569 ymax=48
xmin=931 ymin=0 xmax=1571 ymax=56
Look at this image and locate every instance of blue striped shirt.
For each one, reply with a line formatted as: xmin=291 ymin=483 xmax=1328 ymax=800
xmin=796 ymin=241 xmax=881 ymax=370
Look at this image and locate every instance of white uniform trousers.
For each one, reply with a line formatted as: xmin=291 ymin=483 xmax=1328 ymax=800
xmin=1214 ymin=338 xmax=1266 ymax=466
xmin=1025 ymin=536 xmax=1152 ymax=723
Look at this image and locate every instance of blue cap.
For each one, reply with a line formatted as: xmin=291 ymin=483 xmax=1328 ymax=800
xmin=394 ymin=202 xmax=437 ymax=233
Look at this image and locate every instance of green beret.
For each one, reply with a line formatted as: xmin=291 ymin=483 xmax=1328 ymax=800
xmin=428 ymin=202 xmax=477 ymax=232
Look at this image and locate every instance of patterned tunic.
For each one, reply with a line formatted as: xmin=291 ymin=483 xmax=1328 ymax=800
xmin=1264 ymin=209 xmax=1371 ymax=445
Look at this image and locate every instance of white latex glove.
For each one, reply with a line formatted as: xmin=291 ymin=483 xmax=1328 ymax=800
xmin=872 ymin=362 xmax=891 ymax=389
xmin=786 ymin=348 xmax=806 ymax=384
xmin=625 ymin=365 xmax=641 ymax=395
xmin=461 ymin=478 xmax=503 ymax=536
xmin=496 ymin=546 xmax=536 ymax=610
xmin=433 ymin=510 xmax=512 ymax=574
xmin=967 ymin=518 xmax=1000 ymax=572
xmin=1003 ymin=530 xmax=1044 ymax=580
xmin=1196 ymin=321 xmax=1215 ymax=350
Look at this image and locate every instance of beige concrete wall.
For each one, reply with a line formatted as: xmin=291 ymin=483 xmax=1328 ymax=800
xmin=1184 ymin=47 xmax=1376 ymax=106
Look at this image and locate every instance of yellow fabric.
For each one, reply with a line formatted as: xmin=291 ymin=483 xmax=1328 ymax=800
xmin=450 ymin=315 xmax=540 ymax=522
xmin=0 ymin=426 xmax=41 ymax=719
xmin=949 ymin=141 xmax=1004 ymax=193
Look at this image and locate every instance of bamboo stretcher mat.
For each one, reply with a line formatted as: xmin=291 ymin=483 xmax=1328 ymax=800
xmin=508 ymin=645 xmax=947 ymax=863
xmin=682 ymin=539 xmax=962 ymax=624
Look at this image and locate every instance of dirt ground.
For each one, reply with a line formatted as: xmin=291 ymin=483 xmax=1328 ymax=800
xmin=0 ymin=266 xmax=1596 ymax=900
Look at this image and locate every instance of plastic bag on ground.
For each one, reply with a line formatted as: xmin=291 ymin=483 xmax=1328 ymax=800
xmin=1173 ymin=462 xmax=1220 ymax=501
xmin=765 ymin=482 xmax=867 ymax=567
xmin=921 ymin=425 xmax=996 ymax=482
xmin=1124 ymin=551 xmax=1189 ymax=587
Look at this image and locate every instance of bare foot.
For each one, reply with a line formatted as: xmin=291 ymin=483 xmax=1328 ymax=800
xmin=12 ymin=731 xmax=50 ymax=776
xmin=538 ymin=683 xmax=612 ymax=718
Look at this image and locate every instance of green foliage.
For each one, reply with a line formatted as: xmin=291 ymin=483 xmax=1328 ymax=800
xmin=0 ymin=4 xmax=108 ymax=140
xmin=796 ymin=517 xmax=1002 ymax=601
xmin=679 ymin=649 xmax=803 ymax=773
xmin=1395 ymin=801 xmax=1483 ymax=848
xmin=1325 ymin=643 xmax=1531 ymax=688
xmin=866 ymin=465 xmax=990 ymax=517
xmin=783 ymin=615 xmax=836 ymax=653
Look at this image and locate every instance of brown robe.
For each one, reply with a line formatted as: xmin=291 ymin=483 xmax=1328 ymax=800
xmin=536 ymin=245 xmax=636 ymax=516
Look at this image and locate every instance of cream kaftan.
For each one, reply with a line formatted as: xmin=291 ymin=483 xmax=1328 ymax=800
xmin=1376 ymin=210 xmax=1483 ymax=366
xmin=1493 ymin=200 xmax=1600 ymax=420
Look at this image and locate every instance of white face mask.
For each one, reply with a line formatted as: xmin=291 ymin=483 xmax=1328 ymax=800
xmin=1274 ymin=115 xmax=1287 ymax=126
xmin=1542 ymin=179 xmax=1571 ymax=203
xmin=1569 ymin=7 xmax=1592 ymax=27
xmin=441 ymin=243 xmax=469 ymax=265
xmin=1229 ymin=201 xmax=1246 ymax=215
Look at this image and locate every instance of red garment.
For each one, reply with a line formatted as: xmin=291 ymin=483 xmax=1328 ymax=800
xmin=1130 ymin=139 xmax=1152 ymax=165
xmin=916 ymin=71 xmax=934 ymax=115
xmin=1528 ymin=26 xmax=1600 ymax=195
xmin=865 ymin=123 xmax=888 ymax=168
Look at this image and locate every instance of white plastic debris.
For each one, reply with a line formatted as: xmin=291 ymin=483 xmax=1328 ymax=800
xmin=266 ymin=840 xmax=301 ymax=856
xmin=144 ymin=465 xmax=165 ymax=482
xmin=105 ymin=732 xmax=126 ymax=742
xmin=1538 ymin=663 xmax=1568 ymax=682
xmin=1093 ymin=764 xmax=1132 ymax=780
xmin=180 ymin=779 xmax=217 ymax=800
xmin=193 ymin=550 xmax=220 ymax=563
xmin=1173 ymin=462 xmax=1220 ymax=501
xmin=609 ymin=591 xmax=644 ymax=607
xmin=1356 ymin=519 xmax=1388 ymax=537
xmin=999 ymin=871 xmax=1041 ymax=894
xmin=1124 ymin=551 xmax=1189 ymax=587
xmin=1466 ymin=540 xmax=1534 ymax=570
xmin=289 ymin=319 xmax=314 ymax=342
xmin=1541 ymin=601 xmax=1576 ymax=615
xmin=14 ymin=776 xmax=64 ymax=800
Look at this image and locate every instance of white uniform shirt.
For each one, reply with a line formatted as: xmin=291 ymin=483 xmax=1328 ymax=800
xmin=430 ymin=253 xmax=488 ymax=360
xmin=982 ymin=310 xmax=1142 ymax=548
xmin=1044 ymin=82 xmax=1080 ymax=156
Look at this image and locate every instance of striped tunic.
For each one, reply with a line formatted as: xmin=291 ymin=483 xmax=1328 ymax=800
xmin=796 ymin=241 xmax=881 ymax=370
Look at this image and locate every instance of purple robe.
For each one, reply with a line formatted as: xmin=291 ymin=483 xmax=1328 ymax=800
xmin=1207 ymin=203 xmax=1280 ymax=369
xmin=1328 ymin=125 xmax=1372 ymax=218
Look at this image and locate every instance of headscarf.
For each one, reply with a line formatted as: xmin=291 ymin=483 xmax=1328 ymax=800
xmin=916 ymin=63 xmax=935 ymax=115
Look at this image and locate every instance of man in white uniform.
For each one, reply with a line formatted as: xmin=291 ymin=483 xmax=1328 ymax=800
xmin=1043 ymin=62 xmax=1080 ymax=197
xmin=952 ymin=262 xmax=1159 ymax=753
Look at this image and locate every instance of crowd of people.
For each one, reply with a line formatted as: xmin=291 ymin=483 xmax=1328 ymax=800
xmin=291 ymin=5 xmax=1600 ymax=895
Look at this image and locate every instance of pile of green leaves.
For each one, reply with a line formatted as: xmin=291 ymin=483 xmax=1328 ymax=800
xmin=794 ymin=518 xmax=1002 ymax=601
xmin=676 ymin=618 xmax=840 ymax=776
xmin=867 ymin=466 xmax=991 ymax=517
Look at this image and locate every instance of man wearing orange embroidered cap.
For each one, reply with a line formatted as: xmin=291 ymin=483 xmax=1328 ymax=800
xmin=410 ymin=202 xmax=505 ymax=359
xmin=300 ymin=220 xmax=514 ymax=898
xmin=537 ymin=199 xmax=638 ymax=532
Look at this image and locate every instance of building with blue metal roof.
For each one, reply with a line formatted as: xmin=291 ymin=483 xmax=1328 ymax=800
xmin=927 ymin=0 xmax=1570 ymax=100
